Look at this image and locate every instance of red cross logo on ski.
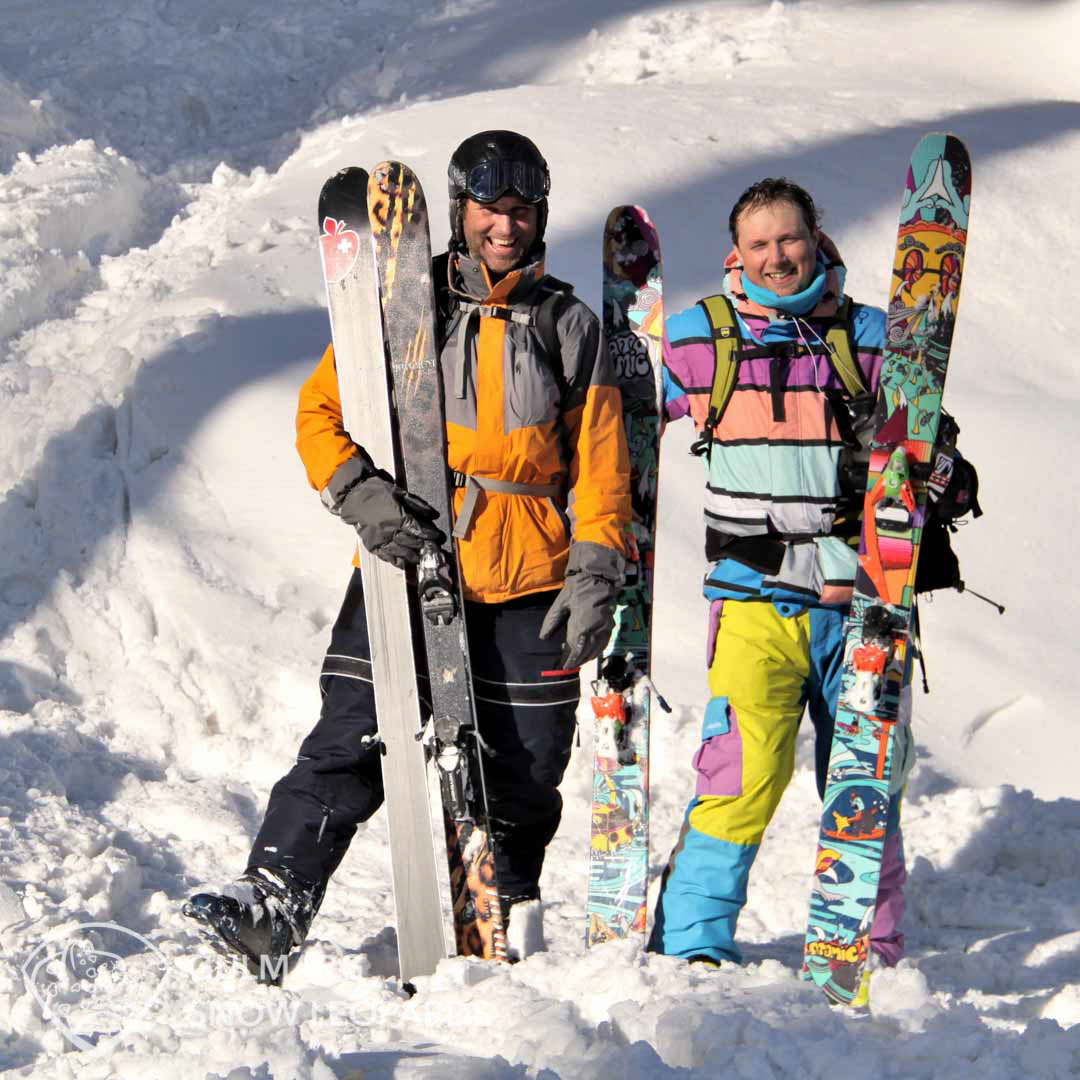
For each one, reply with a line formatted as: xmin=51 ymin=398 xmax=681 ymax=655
xmin=320 ymin=217 xmax=360 ymax=283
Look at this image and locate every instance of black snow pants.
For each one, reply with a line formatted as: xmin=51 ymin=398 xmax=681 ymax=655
xmin=247 ymin=567 xmax=579 ymax=907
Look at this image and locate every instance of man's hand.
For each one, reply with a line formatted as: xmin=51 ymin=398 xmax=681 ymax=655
xmin=323 ymin=454 xmax=445 ymax=569
xmin=539 ymin=541 xmax=625 ymax=670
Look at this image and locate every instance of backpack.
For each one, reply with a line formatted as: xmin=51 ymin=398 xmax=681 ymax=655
xmin=694 ymin=293 xmax=982 ymax=597
xmin=915 ymin=413 xmax=983 ymax=594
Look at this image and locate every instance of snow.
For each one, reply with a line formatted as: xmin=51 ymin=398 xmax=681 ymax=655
xmin=1 ymin=0 xmax=1079 ymax=1075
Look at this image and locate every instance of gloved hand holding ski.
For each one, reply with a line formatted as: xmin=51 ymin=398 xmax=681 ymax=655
xmin=324 ymin=452 xmax=445 ymax=569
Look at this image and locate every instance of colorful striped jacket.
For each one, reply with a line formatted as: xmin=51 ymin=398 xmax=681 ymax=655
xmin=662 ymin=247 xmax=885 ymax=608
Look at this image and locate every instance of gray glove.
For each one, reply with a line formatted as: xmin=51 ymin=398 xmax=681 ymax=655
xmin=323 ymin=453 xmax=445 ymax=569
xmin=539 ymin=542 xmax=625 ymax=670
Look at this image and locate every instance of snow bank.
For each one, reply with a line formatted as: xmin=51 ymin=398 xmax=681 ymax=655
xmin=581 ymin=0 xmax=792 ymax=83
xmin=0 ymin=71 xmax=69 ymax=174
xmin=0 ymin=141 xmax=161 ymax=341
xmin=2 ymin=0 xmax=1080 ymax=1076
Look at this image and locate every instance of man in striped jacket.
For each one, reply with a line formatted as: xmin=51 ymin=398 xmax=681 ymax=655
xmin=649 ymin=178 xmax=909 ymax=970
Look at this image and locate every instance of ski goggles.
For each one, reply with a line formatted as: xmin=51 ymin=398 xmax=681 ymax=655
xmin=461 ymin=159 xmax=549 ymax=204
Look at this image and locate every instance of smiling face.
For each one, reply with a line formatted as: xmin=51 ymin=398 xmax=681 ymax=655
xmin=461 ymin=194 xmax=539 ymax=279
xmin=733 ymin=199 xmax=819 ymax=297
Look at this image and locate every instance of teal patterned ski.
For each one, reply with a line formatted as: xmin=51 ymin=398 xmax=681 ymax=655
xmin=802 ymin=134 xmax=972 ymax=1005
xmin=586 ymin=206 xmax=665 ymax=946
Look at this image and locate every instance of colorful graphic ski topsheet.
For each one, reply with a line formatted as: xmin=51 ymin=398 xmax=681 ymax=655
xmin=367 ymin=161 xmax=507 ymax=966
xmin=802 ymin=134 xmax=971 ymax=1005
xmin=586 ymin=206 xmax=664 ymax=946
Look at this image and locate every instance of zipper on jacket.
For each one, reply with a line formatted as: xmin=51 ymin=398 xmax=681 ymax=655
xmin=769 ymin=347 xmax=789 ymax=422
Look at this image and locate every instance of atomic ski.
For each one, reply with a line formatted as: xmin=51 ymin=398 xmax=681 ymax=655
xmin=802 ymin=134 xmax=972 ymax=1005
xmin=367 ymin=161 xmax=507 ymax=966
xmin=586 ymin=206 xmax=666 ymax=946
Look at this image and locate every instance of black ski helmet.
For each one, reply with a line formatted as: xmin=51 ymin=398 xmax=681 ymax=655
xmin=447 ymin=130 xmax=550 ymax=254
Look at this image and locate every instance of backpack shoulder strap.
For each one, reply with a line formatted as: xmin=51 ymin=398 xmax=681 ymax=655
xmin=699 ymin=293 xmax=743 ymax=426
xmin=533 ymin=277 xmax=574 ymax=397
xmin=686 ymin=294 xmax=743 ymax=457
xmin=824 ymin=296 xmax=867 ymax=398
xmin=432 ymin=251 xmax=458 ymax=348
xmin=534 ymin=276 xmax=574 ymax=360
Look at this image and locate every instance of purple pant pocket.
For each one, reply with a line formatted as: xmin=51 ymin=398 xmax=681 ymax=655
xmin=692 ymin=726 xmax=742 ymax=798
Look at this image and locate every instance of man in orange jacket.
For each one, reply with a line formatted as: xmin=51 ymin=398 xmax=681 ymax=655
xmin=184 ymin=131 xmax=631 ymax=971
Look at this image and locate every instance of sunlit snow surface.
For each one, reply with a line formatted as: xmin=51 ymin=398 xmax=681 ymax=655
xmin=2 ymin=0 xmax=1080 ymax=1075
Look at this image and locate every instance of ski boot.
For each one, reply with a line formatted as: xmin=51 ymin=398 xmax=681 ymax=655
xmin=182 ymin=866 xmax=321 ymax=984
xmin=687 ymin=954 xmax=721 ymax=969
xmin=849 ymin=952 xmax=883 ymax=1010
xmin=502 ymin=892 xmax=545 ymax=962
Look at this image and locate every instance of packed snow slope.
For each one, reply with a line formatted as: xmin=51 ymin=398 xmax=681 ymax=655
xmin=2 ymin=1 xmax=1080 ymax=1077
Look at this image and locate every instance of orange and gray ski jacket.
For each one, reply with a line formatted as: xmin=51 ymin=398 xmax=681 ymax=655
xmin=296 ymin=250 xmax=631 ymax=603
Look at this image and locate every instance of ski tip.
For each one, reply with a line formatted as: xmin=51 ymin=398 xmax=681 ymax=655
xmin=317 ymin=168 xmax=370 ymax=233
xmin=370 ymin=159 xmax=421 ymax=183
xmin=367 ymin=160 xmax=427 ymax=218
xmin=605 ymin=204 xmax=655 ymax=229
xmin=321 ymin=165 xmax=369 ymax=188
xmin=603 ymin=205 xmax=662 ymax=286
xmin=912 ymin=130 xmax=970 ymax=159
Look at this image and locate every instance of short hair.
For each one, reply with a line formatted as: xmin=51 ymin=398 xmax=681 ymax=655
xmin=729 ymin=178 xmax=821 ymax=244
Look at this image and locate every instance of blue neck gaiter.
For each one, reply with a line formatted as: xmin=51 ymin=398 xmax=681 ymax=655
xmin=742 ymin=256 xmax=828 ymax=316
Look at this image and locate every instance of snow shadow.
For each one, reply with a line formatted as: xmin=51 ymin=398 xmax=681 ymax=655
xmin=0 ymin=725 xmax=165 ymax=813
xmin=331 ymin=1048 xmax=533 ymax=1079
xmin=547 ymin=98 xmax=1080 ymax=309
xmin=0 ymin=725 xmax=181 ymax=936
xmin=0 ymin=660 xmax=82 ymax=715
xmin=0 ymin=1030 xmax=45 ymax=1075
xmin=0 ymin=306 xmax=328 ymax=695
xmin=1 ymin=0 xmax=720 ymax=179
xmin=907 ymin=784 xmax=1080 ymax=1018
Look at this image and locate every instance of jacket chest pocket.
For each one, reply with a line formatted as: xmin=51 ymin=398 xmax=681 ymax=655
xmin=504 ymin=328 xmax=560 ymax=431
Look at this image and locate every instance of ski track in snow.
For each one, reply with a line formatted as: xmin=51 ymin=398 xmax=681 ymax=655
xmin=2 ymin=0 xmax=1080 ymax=1076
